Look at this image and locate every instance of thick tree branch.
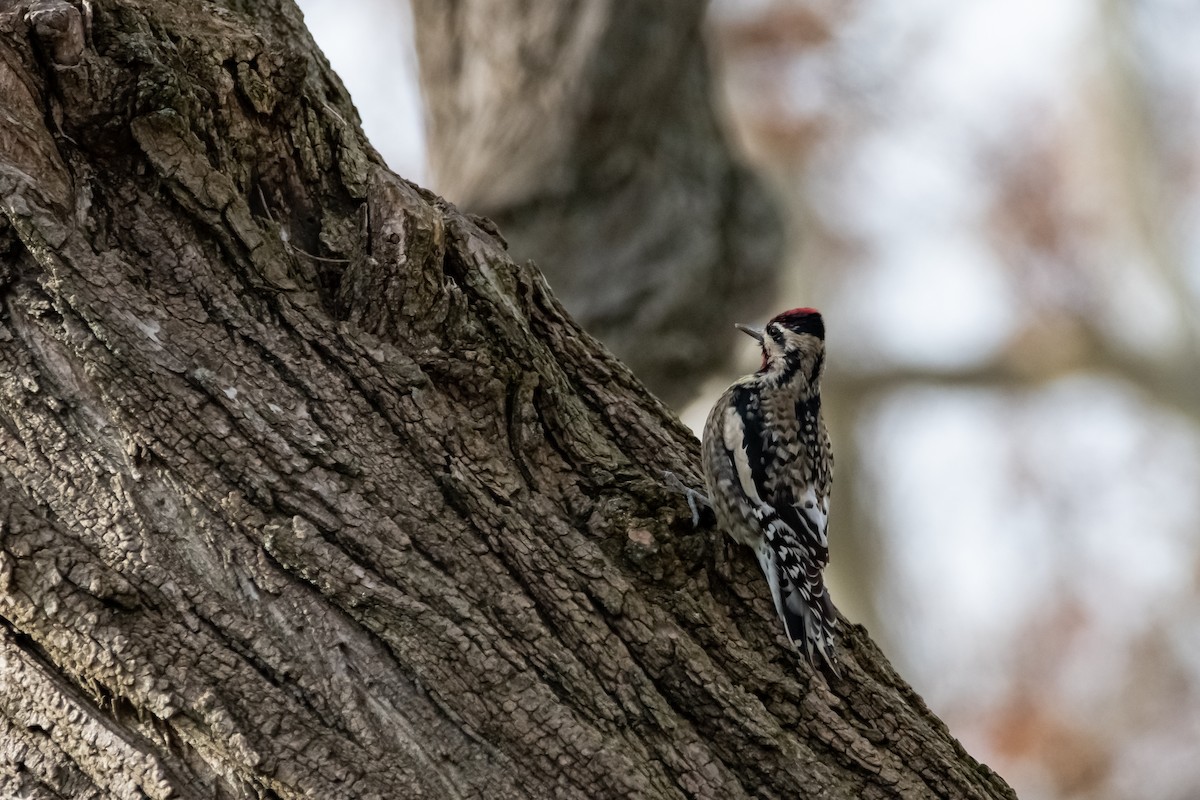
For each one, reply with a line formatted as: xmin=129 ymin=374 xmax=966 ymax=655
xmin=411 ymin=0 xmax=783 ymax=406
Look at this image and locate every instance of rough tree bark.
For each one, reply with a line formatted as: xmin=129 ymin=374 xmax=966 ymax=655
xmin=0 ymin=1 xmax=1015 ymax=798
xmin=411 ymin=0 xmax=782 ymax=407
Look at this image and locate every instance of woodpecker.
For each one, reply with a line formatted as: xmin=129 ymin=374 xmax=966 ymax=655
xmin=701 ymin=307 xmax=838 ymax=673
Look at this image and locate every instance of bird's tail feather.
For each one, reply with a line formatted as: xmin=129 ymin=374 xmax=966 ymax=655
xmin=756 ymin=542 xmax=840 ymax=677
xmin=783 ymin=581 xmax=840 ymax=677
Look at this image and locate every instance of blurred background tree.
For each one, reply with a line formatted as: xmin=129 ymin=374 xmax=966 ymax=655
xmin=300 ymin=0 xmax=1200 ymax=797
xmin=408 ymin=0 xmax=783 ymax=408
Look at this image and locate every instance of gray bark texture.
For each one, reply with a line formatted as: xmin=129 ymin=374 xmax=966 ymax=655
xmin=0 ymin=1 xmax=1015 ymax=798
xmin=412 ymin=0 xmax=782 ymax=407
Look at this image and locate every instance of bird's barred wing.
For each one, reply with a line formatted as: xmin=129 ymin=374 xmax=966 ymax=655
xmin=721 ymin=400 xmax=830 ymax=568
xmin=718 ymin=401 xmax=828 ymax=569
xmin=772 ymin=487 xmax=829 ymax=568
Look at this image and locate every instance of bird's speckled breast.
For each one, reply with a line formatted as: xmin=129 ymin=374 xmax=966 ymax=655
xmin=758 ymin=382 xmax=832 ymax=501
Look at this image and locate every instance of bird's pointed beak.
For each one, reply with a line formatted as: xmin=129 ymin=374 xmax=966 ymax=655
xmin=735 ymin=323 xmax=764 ymax=344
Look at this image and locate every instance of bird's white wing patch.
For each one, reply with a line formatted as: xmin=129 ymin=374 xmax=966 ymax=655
xmin=723 ymin=406 xmax=762 ymax=504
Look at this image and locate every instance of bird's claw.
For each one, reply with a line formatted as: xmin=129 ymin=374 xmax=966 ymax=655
xmin=662 ymin=471 xmax=713 ymax=528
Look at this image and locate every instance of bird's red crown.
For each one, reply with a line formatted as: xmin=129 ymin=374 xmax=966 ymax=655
xmin=770 ymin=307 xmax=824 ymax=339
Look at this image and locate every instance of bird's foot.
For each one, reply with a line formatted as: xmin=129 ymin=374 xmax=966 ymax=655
xmin=661 ymin=471 xmax=713 ymax=528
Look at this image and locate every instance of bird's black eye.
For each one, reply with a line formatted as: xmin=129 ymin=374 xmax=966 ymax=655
xmin=767 ymin=324 xmax=783 ymax=342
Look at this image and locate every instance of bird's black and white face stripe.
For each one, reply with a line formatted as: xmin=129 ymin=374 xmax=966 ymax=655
xmin=759 ymin=322 xmax=791 ymax=371
xmin=740 ymin=316 xmax=824 ymax=380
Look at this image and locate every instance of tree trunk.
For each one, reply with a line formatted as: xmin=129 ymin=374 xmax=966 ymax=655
xmin=0 ymin=1 xmax=1015 ymax=798
xmin=411 ymin=0 xmax=783 ymax=407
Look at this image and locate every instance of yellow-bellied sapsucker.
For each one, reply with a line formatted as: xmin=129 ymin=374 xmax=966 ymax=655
xmin=701 ymin=307 xmax=838 ymax=673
